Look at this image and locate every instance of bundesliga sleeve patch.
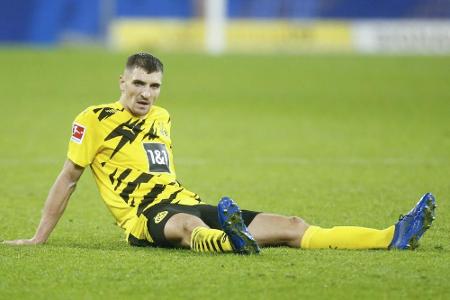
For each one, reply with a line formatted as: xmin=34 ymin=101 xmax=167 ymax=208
xmin=71 ymin=123 xmax=86 ymax=144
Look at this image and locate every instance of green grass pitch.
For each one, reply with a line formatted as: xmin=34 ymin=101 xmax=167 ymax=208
xmin=0 ymin=49 xmax=449 ymax=299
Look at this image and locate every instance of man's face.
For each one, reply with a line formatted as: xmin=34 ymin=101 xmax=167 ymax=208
xmin=119 ymin=67 xmax=162 ymax=117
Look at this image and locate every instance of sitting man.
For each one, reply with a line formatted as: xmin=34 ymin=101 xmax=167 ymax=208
xmin=3 ymin=53 xmax=437 ymax=254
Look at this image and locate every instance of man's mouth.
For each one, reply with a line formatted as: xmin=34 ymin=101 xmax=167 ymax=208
xmin=137 ymin=100 xmax=150 ymax=106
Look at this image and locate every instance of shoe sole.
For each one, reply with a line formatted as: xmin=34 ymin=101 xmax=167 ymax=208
xmin=408 ymin=197 xmax=436 ymax=250
xmin=223 ymin=208 xmax=260 ymax=254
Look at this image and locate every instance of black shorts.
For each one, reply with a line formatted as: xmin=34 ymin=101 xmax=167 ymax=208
xmin=128 ymin=202 xmax=260 ymax=248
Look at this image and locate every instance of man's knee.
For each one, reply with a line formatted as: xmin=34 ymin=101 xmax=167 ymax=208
xmin=281 ymin=216 xmax=309 ymax=247
xmin=288 ymin=216 xmax=309 ymax=238
xmin=164 ymin=213 xmax=206 ymax=247
xmin=180 ymin=214 xmax=206 ymax=233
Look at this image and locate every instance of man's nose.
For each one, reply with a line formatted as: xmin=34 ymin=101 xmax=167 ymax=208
xmin=141 ymin=87 xmax=151 ymax=99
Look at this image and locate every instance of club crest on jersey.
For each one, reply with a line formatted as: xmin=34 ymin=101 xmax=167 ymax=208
xmin=158 ymin=121 xmax=169 ymax=137
xmin=71 ymin=123 xmax=86 ymax=144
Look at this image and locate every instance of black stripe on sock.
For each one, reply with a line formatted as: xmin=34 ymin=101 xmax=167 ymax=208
xmin=202 ymin=241 xmax=209 ymax=252
xmin=209 ymin=238 xmax=219 ymax=252
xmin=216 ymin=238 xmax=224 ymax=252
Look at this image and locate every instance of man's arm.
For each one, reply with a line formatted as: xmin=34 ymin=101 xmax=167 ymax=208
xmin=3 ymin=159 xmax=84 ymax=245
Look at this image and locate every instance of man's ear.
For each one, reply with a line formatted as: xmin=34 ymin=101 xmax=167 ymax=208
xmin=119 ymin=75 xmax=125 ymax=92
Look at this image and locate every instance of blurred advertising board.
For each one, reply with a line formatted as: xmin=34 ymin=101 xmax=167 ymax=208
xmin=110 ymin=19 xmax=450 ymax=54
xmin=352 ymin=21 xmax=450 ymax=54
xmin=110 ymin=19 xmax=352 ymax=53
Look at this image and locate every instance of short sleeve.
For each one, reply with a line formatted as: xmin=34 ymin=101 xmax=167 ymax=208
xmin=67 ymin=108 xmax=102 ymax=167
xmin=166 ymin=113 xmax=172 ymax=139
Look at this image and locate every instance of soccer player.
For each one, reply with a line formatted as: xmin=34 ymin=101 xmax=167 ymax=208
xmin=3 ymin=53 xmax=437 ymax=254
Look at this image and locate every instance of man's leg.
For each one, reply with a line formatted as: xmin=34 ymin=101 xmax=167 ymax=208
xmin=147 ymin=202 xmax=259 ymax=254
xmin=247 ymin=213 xmax=309 ymax=247
xmin=162 ymin=207 xmax=394 ymax=251
xmin=248 ymin=213 xmax=396 ymax=249
xmin=248 ymin=193 xmax=436 ymax=250
xmin=163 ymin=213 xmax=233 ymax=253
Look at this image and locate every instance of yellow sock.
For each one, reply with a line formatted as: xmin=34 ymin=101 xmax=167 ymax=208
xmin=190 ymin=227 xmax=233 ymax=253
xmin=301 ymin=225 xmax=395 ymax=249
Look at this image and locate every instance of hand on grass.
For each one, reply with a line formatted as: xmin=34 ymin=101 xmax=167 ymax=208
xmin=2 ymin=237 xmax=43 ymax=246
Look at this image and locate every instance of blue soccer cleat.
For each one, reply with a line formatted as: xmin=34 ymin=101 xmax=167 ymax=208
xmin=217 ymin=197 xmax=260 ymax=254
xmin=389 ymin=192 xmax=437 ymax=250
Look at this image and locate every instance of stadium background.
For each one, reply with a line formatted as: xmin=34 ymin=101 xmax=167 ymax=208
xmin=1 ymin=0 xmax=450 ymax=53
xmin=0 ymin=1 xmax=449 ymax=299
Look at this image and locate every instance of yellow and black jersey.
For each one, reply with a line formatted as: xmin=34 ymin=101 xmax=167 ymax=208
xmin=67 ymin=101 xmax=202 ymax=242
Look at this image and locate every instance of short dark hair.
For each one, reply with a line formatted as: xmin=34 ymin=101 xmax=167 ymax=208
xmin=126 ymin=52 xmax=164 ymax=74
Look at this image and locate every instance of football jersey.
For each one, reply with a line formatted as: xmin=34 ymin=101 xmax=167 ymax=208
xmin=67 ymin=101 xmax=202 ymax=241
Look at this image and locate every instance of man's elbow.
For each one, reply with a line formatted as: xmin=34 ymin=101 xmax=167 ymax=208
xmin=67 ymin=180 xmax=78 ymax=192
xmin=61 ymin=160 xmax=85 ymax=184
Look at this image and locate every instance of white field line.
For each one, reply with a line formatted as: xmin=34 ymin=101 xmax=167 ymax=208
xmin=253 ymin=157 xmax=448 ymax=166
xmin=174 ymin=158 xmax=208 ymax=166
xmin=0 ymin=157 xmax=62 ymax=166
xmin=0 ymin=157 xmax=447 ymax=167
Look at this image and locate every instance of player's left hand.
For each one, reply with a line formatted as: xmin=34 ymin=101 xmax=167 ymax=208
xmin=2 ymin=238 xmax=42 ymax=246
